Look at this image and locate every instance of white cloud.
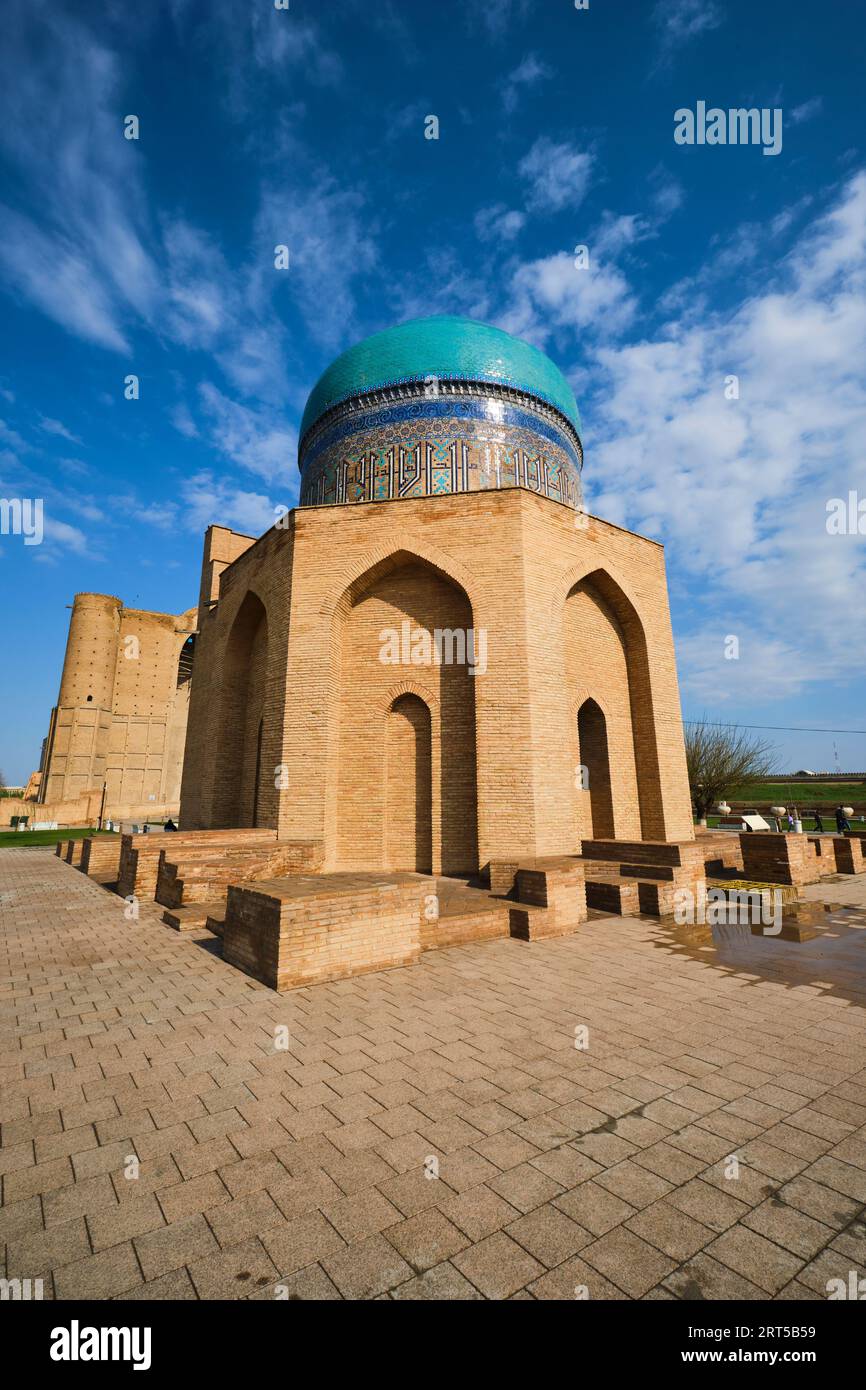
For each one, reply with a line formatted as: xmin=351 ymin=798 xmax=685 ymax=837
xmin=474 ymin=204 xmax=526 ymax=244
xmin=653 ymin=0 xmax=723 ymax=60
xmin=38 ymin=417 xmax=82 ymax=445
xmin=499 ymin=251 xmax=636 ymax=347
xmin=170 ymin=402 xmax=199 ymax=440
xmin=180 ymin=472 xmax=278 ymax=537
xmin=198 ymin=383 xmax=298 ymax=487
xmin=790 ymin=97 xmax=823 ymax=125
xmin=519 ymin=138 xmax=595 ymax=214
xmin=502 ymin=53 xmax=552 ymax=113
xmin=255 ymin=178 xmax=379 ymax=350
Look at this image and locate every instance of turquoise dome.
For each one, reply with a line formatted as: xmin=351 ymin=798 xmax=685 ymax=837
xmin=300 ymin=315 xmax=582 ymax=443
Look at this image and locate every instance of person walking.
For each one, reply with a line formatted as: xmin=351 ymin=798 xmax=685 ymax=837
xmin=786 ymin=811 xmax=794 ymax=831
xmin=836 ymin=805 xmax=851 ymax=834
xmin=814 ymin=810 xmax=824 ymax=833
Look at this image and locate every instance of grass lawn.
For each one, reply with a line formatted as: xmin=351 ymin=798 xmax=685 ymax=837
xmin=0 ymin=828 xmax=118 ymax=849
xmin=728 ymin=781 xmax=866 ymax=804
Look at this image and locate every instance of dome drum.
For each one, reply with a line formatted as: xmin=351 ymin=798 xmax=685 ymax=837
xmin=298 ymin=378 xmax=583 ymax=510
xmin=297 ymin=316 xmax=584 ymax=513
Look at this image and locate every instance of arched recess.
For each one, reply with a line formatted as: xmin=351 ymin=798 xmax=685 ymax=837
xmin=331 ymin=551 xmax=479 ymax=874
xmin=212 ymin=591 xmax=269 ymax=828
xmin=385 ymin=694 xmax=433 ymax=872
xmin=577 ymin=697 xmax=615 ymax=839
xmin=562 ymin=568 xmax=664 ymax=840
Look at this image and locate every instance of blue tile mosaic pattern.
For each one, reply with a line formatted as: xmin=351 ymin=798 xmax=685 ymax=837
xmin=299 ymin=315 xmax=582 ymax=443
xmin=299 ymin=392 xmax=583 ymax=511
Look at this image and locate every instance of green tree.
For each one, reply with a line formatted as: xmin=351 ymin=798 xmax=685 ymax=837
xmin=685 ymin=720 xmax=776 ymax=824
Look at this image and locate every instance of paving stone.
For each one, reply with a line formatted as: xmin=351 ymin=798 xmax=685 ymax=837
xmin=322 ymin=1233 xmax=414 ymax=1299
xmin=253 ymin=1264 xmax=343 ymax=1300
xmin=553 ymin=1179 xmax=637 ymax=1236
xmin=662 ymin=1251 xmax=767 ymax=1301
xmin=377 ymin=1167 xmax=455 ymax=1217
xmin=390 ymin=1261 xmax=483 ymax=1300
xmin=156 ymin=1170 xmax=230 ymax=1224
xmin=187 ymin=1236 xmax=281 ymax=1299
xmin=54 ymin=1242 xmax=143 ymax=1300
xmin=625 ymin=1199 xmax=715 ymax=1262
xmin=87 ymin=1192 xmax=166 ymax=1252
xmin=529 ymin=1254 xmax=626 ymax=1301
xmin=705 ymin=1225 xmax=805 ymax=1294
xmin=452 ymin=1230 xmax=545 ymax=1299
xmin=742 ymin=1198 xmax=836 ymax=1259
xmin=322 ymin=1189 xmax=403 ymax=1243
xmin=437 ymin=1183 xmax=522 ymax=1241
xmin=594 ymin=1159 xmax=674 ymax=1210
xmin=134 ymin=1214 xmax=219 ymax=1280
xmin=6 ymin=1217 xmax=91 ymax=1279
xmin=384 ymin=1209 xmax=469 ymax=1271
xmin=665 ymin=1177 xmax=752 ymax=1233
xmin=488 ymin=1163 xmax=564 ymax=1214
xmin=205 ymin=1190 xmax=286 ymax=1248
xmin=504 ymin=1203 xmax=592 ymax=1267
xmin=260 ymin=1210 xmax=346 ymax=1275
xmin=581 ymin=1225 xmax=676 ymax=1297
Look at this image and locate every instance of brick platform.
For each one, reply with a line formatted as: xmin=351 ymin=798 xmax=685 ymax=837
xmin=222 ymin=872 xmax=426 ymax=991
xmin=740 ymin=833 xmax=864 ymax=886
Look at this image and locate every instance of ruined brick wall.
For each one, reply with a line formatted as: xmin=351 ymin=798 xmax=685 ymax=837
xmin=40 ymin=592 xmax=196 ymax=821
xmin=182 ymin=486 xmax=694 ymax=866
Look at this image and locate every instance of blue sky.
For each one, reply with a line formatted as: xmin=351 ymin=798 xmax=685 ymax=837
xmin=1 ymin=0 xmax=864 ymax=784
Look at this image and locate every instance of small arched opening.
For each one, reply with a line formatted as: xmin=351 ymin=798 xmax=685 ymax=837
xmin=385 ymin=693 xmax=433 ymax=873
xmin=577 ymin=697 xmax=615 ymax=839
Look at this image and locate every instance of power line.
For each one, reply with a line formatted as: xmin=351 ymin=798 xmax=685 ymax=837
xmin=683 ymin=719 xmax=866 ymax=736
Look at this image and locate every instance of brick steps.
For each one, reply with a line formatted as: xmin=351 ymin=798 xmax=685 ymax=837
xmin=485 ymin=857 xmax=588 ymax=936
xmin=156 ymin=841 xmax=324 ymax=910
xmin=422 ymin=880 xmax=511 ymax=950
xmin=161 ymin=901 xmax=225 ymax=933
xmin=117 ymin=828 xmax=279 ymax=901
xmin=205 ymin=908 xmax=226 ymax=938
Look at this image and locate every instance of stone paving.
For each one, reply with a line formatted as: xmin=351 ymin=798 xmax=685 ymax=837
xmin=1 ymin=847 xmax=866 ymax=1302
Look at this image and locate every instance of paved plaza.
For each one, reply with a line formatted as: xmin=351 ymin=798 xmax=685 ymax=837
xmin=1 ymin=848 xmax=866 ymax=1301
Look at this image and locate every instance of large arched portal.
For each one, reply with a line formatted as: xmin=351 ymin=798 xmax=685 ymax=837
xmin=564 ymin=570 xmax=664 ymax=841
xmin=212 ymin=591 xmax=269 ymax=828
xmin=333 ymin=553 xmax=478 ymax=875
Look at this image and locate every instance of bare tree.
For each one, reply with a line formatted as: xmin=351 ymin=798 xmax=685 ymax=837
xmin=685 ymin=720 xmax=776 ymax=823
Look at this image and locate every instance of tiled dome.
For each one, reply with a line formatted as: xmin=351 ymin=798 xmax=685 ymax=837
xmin=300 ymin=315 xmax=582 ymax=444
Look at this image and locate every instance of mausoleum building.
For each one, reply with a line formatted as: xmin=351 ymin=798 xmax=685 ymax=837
xmin=181 ymin=316 xmax=694 ymax=878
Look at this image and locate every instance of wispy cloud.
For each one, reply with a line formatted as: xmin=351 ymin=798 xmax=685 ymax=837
xmin=790 ymin=96 xmax=823 ymax=125
xmin=652 ymin=0 xmax=723 ymax=63
xmin=197 ymin=383 xmax=298 ymax=489
xmin=502 ymin=53 xmax=552 ymax=114
xmin=519 ymin=138 xmax=595 ymax=214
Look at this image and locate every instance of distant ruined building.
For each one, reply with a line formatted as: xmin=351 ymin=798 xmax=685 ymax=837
xmin=29 ymin=594 xmax=196 ymax=825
